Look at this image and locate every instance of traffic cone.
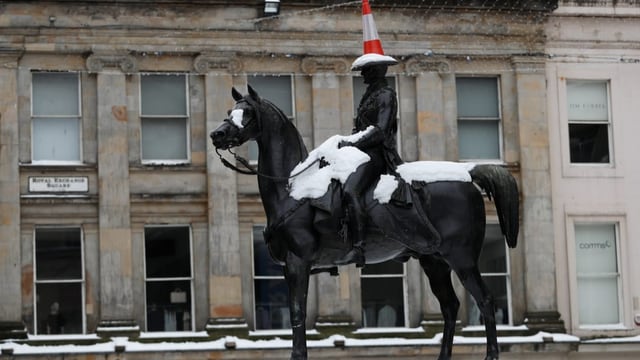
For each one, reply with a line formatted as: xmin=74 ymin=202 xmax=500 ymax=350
xmin=352 ymin=0 xmax=398 ymax=70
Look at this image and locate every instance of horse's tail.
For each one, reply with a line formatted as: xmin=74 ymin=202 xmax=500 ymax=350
xmin=469 ymin=165 xmax=519 ymax=248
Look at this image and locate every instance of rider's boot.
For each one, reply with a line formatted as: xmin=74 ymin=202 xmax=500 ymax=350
xmin=336 ymin=203 xmax=366 ymax=267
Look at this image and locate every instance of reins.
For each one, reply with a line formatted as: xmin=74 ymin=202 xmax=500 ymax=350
xmin=215 ymin=143 xmax=321 ymax=181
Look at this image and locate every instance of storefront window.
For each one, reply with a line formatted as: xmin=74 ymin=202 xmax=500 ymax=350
xmin=144 ymin=226 xmax=193 ymax=331
xmin=252 ymin=226 xmax=289 ymax=330
xmin=361 ymin=261 xmax=406 ymax=327
xmin=575 ymin=223 xmax=621 ymax=325
xmin=467 ymin=224 xmax=511 ymax=326
xmin=34 ymin=227 xmax=84 ymax=334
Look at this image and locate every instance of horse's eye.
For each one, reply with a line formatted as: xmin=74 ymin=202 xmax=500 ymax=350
xmin=227 ymin=110 xmax=232 ymax=116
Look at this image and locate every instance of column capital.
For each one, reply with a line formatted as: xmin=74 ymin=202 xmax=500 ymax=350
xmin=86 ymin=52 xmax=137 ymax=74
xmin=405 ymin=56 xmax=451 ymax=76
xmin=301 ymin=56 xmax=350 ymax=75
xmin=511 ymin=56 xmax=546 ymax=73
xmin=0 ymin=48 xmax=23 ymax=67
xmin=193 ymin=53 xmax=242 ymax=74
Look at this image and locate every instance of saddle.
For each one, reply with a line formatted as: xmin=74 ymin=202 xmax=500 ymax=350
xmin=309 ymin=176 xmax=441 ymax=255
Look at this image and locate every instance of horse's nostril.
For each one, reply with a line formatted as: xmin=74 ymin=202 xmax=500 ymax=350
xmin=211 ymin=130 xmax=224 ymax=140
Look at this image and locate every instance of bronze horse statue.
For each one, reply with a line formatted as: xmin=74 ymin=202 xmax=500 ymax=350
xmin=210 ymin=86 xmax=519 ymax=360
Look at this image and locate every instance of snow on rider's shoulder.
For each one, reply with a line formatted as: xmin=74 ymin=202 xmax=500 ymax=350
xmin=288 ymin=127 xmax=374 ymax=200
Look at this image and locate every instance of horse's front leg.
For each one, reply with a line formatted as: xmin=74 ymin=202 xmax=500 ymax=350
xmin=284 ymin=251 xmax=311 ymax=360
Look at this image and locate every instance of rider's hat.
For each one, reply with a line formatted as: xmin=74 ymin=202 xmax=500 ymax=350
xmin=351 ymin=0 xmax=399 ymax=71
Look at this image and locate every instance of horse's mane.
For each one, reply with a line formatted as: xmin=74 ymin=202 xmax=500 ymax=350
xmin=258 ymin=97 xmax=309 ymax=161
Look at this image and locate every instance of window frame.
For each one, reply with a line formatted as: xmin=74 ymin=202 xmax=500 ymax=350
xmin=251 ymin=224 xmax=290 ymax=332
xmin=565 ymin=214 xmax=629 ymax=331
xmin=142 ymin=224 xmax=195 ymax=332
xmin=465 ymin=223 xmax=513 ymax=327
xmin=554 ymin=66 xmax=624 ymax=178
xmin=33 ymin=226 xmax=86 ymax=335
xmin=138 ymin=73 xmax=191 ymax=165
xmin=359 ymin=261 xmax=408 ymax=328
xmin=30 ymin=71 xmax=83 ymax=165
xmin=566 ymin=79 xmax=613 ymax=165
xmin=455 ymin=76 xmax=504 ymax=163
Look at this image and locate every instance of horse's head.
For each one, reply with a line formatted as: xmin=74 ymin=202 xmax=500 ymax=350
xmin=210 ymin=85 xmax=262 ymax=150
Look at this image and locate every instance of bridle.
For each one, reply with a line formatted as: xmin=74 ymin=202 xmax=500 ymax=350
xmin=215 ymin=98 xmax=320 ymax=181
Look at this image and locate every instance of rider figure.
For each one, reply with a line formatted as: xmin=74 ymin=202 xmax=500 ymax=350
xmin=335 ymin=60 xmax=402 ymax=267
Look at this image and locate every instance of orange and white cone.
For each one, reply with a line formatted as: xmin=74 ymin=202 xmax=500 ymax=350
xmin=351 ymin=0 xmax=398 ymax=70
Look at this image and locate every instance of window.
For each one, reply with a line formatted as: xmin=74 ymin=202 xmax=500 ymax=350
xmin=360 ymin=261 xmax=406 ymax=327
xmin=144 ymin=226 xmax=193 ymax=331
xmin=467 ymin=224 xmax=512 ymax=326
xmin=574 ymin=223 xmax=621 ymax=326
xmin=456 ymin=77 xmax=502 ymax=161
xmin=566 ymin=80 xmax=611 ymax=164
xmin=246 ymin=75 xmax=294 ymax=163
xmin=31 ymin=72 xmax=81 ymax=163
xmin=140 ymin=74 xmax=189 ymax=163
xmin=34 ymin=227 xmax=84 ymax=334
xmin=252 ymin=225 xmax=289 ymax=330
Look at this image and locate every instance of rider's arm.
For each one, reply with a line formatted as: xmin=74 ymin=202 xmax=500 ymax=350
xmin=343 ymin=92 xmax=395 ymax=150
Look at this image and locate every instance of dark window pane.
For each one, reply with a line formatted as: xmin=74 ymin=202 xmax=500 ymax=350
xmin=254 ymin=279 xmax=289 ymax=330
xmin=569 ymin=123 xmax=610 ymax=163
xmin=361 ymin=261 xmax=403 ymax=276
xmin=467 ymin=276 xmax=509 ymax=326
xmin=478 ymin=225 xmax=507 ymax=273
xmin=247 ymin=75 xmax=293 ymax=116
xmin=36 ymin=282 xmax=82 ymax=334
xmin=36 ymin=228 xmax=82 ymax=280
xmin=361 ymin=277 xmax=404 ymax=327
xmin=458 ymin=119 xmax=500 ymax=160
xmin=456 ymin=77 xmax=499 ymax=118
xmin=141 ymin=74 xmax=187 ymax=116
xmin=146 ymin=280 xmax=192 ymax=331
xmin=145 ymin=227 xmax=191 ymax=278
xmin=253 ymin=237 xmax=282 ymax=277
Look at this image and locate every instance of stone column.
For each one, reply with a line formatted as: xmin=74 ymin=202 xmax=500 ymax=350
xmin=512 ymin=57 xmax=564 ymax=333
xmin=87 ymin=52 xmax=139 ymax=337
xmin=196 ymin=54 xmax=248 ymax=336
xmin=301 ymin=57 xmax=358 ymax=330
xmin=0 ymin=49 xmax=27 ymax=339
xmin=407 ymin=57 xmax=453 ymax=161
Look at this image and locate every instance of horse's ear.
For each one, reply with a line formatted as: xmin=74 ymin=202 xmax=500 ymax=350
xmin=247 ymin=84 xmax=260 ymax=101
xmin=231 ymin=87 xmax=243 ymax=101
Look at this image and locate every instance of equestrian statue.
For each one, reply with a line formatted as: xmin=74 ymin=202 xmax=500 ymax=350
xmin=209 ymin=2 xmax=519 ymax=359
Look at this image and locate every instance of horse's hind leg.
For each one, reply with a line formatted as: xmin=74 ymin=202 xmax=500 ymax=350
xmin=454 ymin=265 xmax=499 ymax=360
xmin=420 ymin=255 xmax=459 ymax=360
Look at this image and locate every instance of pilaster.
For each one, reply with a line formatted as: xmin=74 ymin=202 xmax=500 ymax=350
xmin=512 ymin=56 xmax=565 ymax=333
xmin=88 ymin=52 xmax=139 ymax=338
xmin=0 ymin=49 xmax=27 ymax=339
xmin=302 ymin=56 xmax=350 ymax=145
xmin=200 ymin=55 xmax=248 ymax=337
xmin=407 ymin=56 xmax=453 ymax=161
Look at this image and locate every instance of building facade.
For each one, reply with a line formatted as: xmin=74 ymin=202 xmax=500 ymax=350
xmin=0 ymin=0 xmax=638 ymax=358
xmin=546 ymin=0 xmax=640 ymax=338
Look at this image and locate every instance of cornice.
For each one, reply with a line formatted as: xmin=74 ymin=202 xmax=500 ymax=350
xmin=86 ymin=52 xmax=138 ymax=74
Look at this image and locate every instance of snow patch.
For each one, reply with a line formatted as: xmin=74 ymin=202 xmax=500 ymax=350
xmin=288 ymin=127 xmax=374 ymax=200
